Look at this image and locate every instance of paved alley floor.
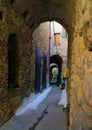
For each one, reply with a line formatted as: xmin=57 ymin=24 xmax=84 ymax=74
xmin=0 ymin=85 xmax=67 ymax=130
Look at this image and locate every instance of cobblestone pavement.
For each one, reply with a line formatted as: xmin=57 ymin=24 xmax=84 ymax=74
xmin=0 ymin=85 xmax=67 ymax=130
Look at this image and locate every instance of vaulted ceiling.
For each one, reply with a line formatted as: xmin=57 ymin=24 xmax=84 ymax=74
xmin=6 ymin=0 xmax=76 ymax=33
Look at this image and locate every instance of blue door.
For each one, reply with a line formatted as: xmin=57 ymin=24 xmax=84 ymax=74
xmin=35 ymin=44 xmax=41 ymax=94
xmin=42 ymin=53 xmax=47 ymax=90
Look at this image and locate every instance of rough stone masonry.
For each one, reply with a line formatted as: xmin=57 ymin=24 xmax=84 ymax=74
xmin=0 ymin=0 xmax=92 ymax=130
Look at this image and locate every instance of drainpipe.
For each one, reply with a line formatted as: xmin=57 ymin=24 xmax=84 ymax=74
xmin=53 ymin=21 xmax=58 ymax=53
xmin=49 ymin=22 xmax=51 ymax=82
xmin=49 ymin=22 xmax=51 ymax=59
xmin=53 ymin=21 xmax=55 ymax=34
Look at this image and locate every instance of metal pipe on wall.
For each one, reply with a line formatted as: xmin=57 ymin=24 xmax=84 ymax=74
xmin=49 ymin=22 xmax=51 ymax=81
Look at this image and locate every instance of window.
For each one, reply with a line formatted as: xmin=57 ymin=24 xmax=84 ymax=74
xmin=54 ymin=33 xmax=60 ymax=45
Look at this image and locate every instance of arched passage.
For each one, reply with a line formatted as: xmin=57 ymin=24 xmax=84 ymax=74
xmin=49 ymin=54 xmax=62 ymax=85
xmin=0 ymin=0 xmax=92 ymax=129
xmin=33 ymin=21 xmax=68 ymax=85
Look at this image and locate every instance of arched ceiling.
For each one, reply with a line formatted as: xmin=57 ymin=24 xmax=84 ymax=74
xmin=5 ymin=0 xmax=76 ymax=34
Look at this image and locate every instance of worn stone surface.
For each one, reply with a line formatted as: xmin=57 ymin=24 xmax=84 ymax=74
xmin=69 ymin=0 xmax=92 ymax=129
xmin=32 ymin=22 xmax=50 ymax=72
xmin=0 ymin=86 xmax=67 ymax=130
xmin=0 ymin=0 xmax=35 ymax=125
xmin=0 ymin=0 xmax=92 ymax=129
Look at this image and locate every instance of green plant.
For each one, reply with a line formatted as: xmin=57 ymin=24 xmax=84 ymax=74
xmin=63 ymin=104 xmax=70 ymax=115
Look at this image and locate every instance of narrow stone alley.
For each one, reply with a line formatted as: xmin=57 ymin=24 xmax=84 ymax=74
xmin=0 ymin=86 xmax=67 ymax=130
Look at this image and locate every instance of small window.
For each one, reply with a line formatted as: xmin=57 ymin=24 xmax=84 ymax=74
xmin=54 ymin=33 xmax=60 ymax=45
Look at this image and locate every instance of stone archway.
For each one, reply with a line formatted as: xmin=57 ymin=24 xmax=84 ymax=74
xmin=14 ymin=0 xmax=92 ymax=128
xmin=50 ymin=54 xmax=62 ymax=85
xmin=0 ymin=0 xmax=92 ymax=129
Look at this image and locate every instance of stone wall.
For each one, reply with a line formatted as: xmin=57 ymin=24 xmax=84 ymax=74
xmin=32 ymin=22 xmax=50 ymax=85
xmin=0 ymin=1 xmax=35 ymax=125
xmin=32 ymin=22 xmax=50 ymax=83
xmin=69 ymin=0 xmax=92 ymax=129
xmin=32 ymin=22 xmax=49 ymax=56
xmin=50 ymin=21 xmax=68 ymax=73
xmin=0 ymin=0 xmax=92 ymax=129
